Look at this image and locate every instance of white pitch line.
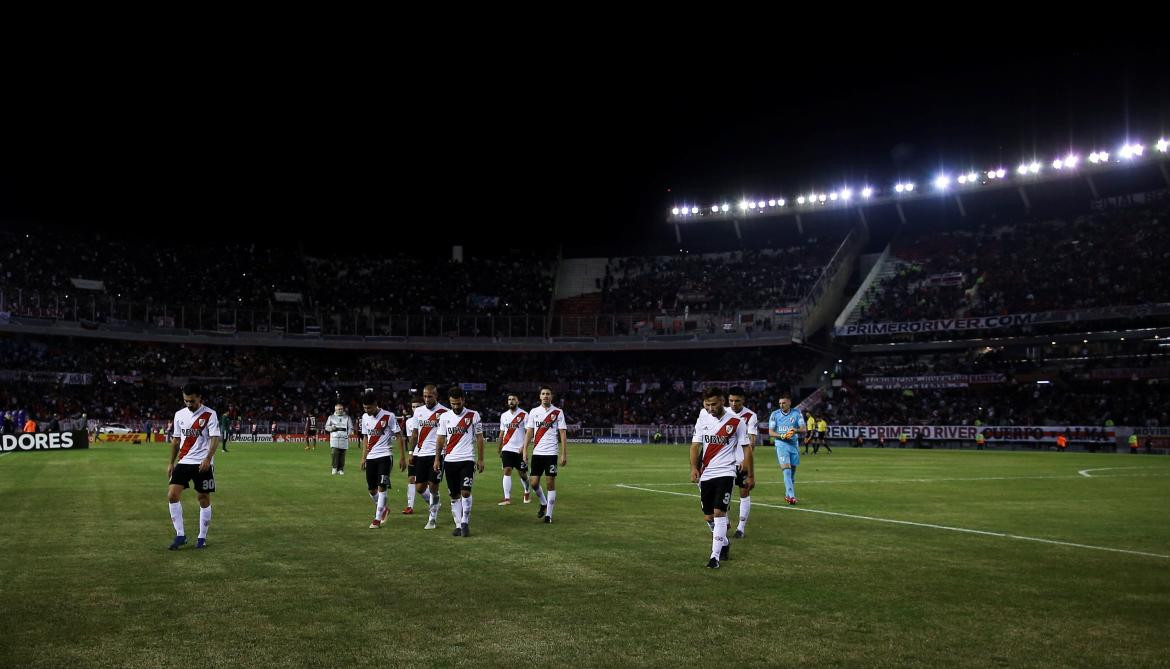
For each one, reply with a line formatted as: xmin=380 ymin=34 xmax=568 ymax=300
xmin=1077 ymin=466 xmax=1148 ymax=478
xmin=621 ymin=472 xmax=1170 ymax=487
xmin=614 ymin=484 xmax=1170 ymax=560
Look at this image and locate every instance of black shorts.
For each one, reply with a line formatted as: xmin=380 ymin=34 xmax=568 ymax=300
xmin=411 ymin=454 xmax=442 ymax=484
xmin=365 ymin=455 xmax=393 ymax=491
xmin=699 ymin=476 xmax=734 ymax=515
xmin=529 ymin=454 xmax=558 ymax=478
xmin=444 ymin=460 xmax=476 ymax=497
xmin=306 ymin=430 xmax=318 ymax=438
xmin=500 ymin=450 xmax=527 ymax=471
xmin=170 ymin=463 xmax=216 ymax=493
xmin=735 ymin=466 xmax=750 ymax=489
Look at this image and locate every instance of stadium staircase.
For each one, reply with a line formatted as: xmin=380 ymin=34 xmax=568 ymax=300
xmin=835 ymin=244 xmax=912 ymax=327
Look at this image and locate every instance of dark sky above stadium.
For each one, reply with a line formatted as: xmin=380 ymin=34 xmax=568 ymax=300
xmin=2 ymin=45 xmax=1166 ymax=253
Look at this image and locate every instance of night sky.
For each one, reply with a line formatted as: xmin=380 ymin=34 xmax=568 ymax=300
xmin=2 ymin=46 xmax=1166 ymax=254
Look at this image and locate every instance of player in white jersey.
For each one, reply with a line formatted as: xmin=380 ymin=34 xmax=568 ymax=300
xmin=524 ymin=386 xmax=568 ymax=523
xmin=434 ymin=387 xmax=484 ymax=537
xmin=726 ymin=386 xmax=759 ymax=540
xmin=401 ymin=397 xmax=423 ymax=514
xmin=411 ymin=385 xmax=450 ymax=530
xmin=497 ymin=392 xmax=532 ymax=506
xmin=690 ymin=387 xmax=752 ymax=569
xmin=359 ymin=389 xmax=405 ymax=529
xmin=325 ymin=403 xmax=354 ymax=476
xmin=167 ymin=384 xmax=222 ymax=550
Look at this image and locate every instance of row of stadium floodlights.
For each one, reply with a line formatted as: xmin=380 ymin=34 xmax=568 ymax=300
xmin=671 ymin=138 xmax=1170 ymax=217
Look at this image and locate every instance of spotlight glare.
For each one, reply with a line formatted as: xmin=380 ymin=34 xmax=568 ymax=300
xmin=797 ymin=196 xmax=806 ymax=204
xmin=690 ymin=206 xmax=699 ymax=214
xmin=671 ymin=207 xmax=679 ymax=215
xmin=861 ymin=187 xmax=873 ymax=198
xmin=721 ymin=203 xmax=730 ymax=212
xmin=711 ymin=205 xmax=720 ymax=213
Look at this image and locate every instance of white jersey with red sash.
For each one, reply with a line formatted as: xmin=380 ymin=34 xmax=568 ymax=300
xmin=362 ymin=409 xmax=399 ymax=459
xmin=499 ymin=408 xmax=528 ymax=453
xmin=412 ymin=403 xmax=449 ymax=457
xmin=439 ymin=408 xmax=482 ymax=462
xmin=526 ymin=404 xmax=567 ymax=456
xmin=173 ymin=406 xmax=222 ymax=465
xmin=691 ymin=408 xmax=748 ymax=482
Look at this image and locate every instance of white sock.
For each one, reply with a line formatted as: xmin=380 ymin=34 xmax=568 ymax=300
xmin=462 ymin=496 xmax=472 ymax=524
xmin=712 ymin=517 xmax=728 ymax=559
xmin=521 ymin=477 xmax=531 ymax=493
xmin=369 ymin=491 xmax=378 ymax=507
xmin=547 ymin=490 xmax=557 ymax=518
xmin=534 ymin=485 xmax=548 ymax=505
xmin=198 ymin=505 xmax=212 ymax=539
xmin=503 ymin=476 xmax=512 ymax=499
xmin=422 ymin=489 xmax=433 ymax=506
xmin=407 ymin=485 xmax=416 ymax=509
xmin=738 ymin=496 xmax=751 ymax=532
xmin=376 ymin=492 xmax=386 ymax=520
xmin=451 ymin=498 xmax=464 ymax=525
xmin=168 ymin=501 xmax=184 ymax=536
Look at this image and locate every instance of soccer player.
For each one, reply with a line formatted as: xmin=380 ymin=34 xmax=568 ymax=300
xmin=412 ymin=385 xmax=449 ymax=530
xmin=691 ymin=387 xmax=751 ymax=569
xmin=768 ymin=393 xmax=805 ymax=505
xmin=402 ymin=397 xmax=423 ymax=513
xmin=524 ymin=386 xmax=568 ymax=523
xmin=305 ymin=413 xmax=319 ymax=451
xmin=726 ymin=386 xmax=758 ymax=539
xmin=497 ymin=392 xmax=532 ymax=505
xmin=359 ymin=389 xmax=405 ymax=529
xmin=325 ymin=403 xmax=354 ymax=475
xmin=434 ymin=387 xmax=485 ymax=537
xmin=166 ymin=384 xmax=222 ymax=550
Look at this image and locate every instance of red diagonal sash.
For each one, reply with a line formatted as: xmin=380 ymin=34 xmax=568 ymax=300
xmin=444 ymin=412 xmax=477 ymax=455
xmin=178 ymin=410 xmax=210 ymax=459
xmin=502 ymin=411 xmax=526 ymax=447
xmin=533 ymin=409 xmax=561 ymax=446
